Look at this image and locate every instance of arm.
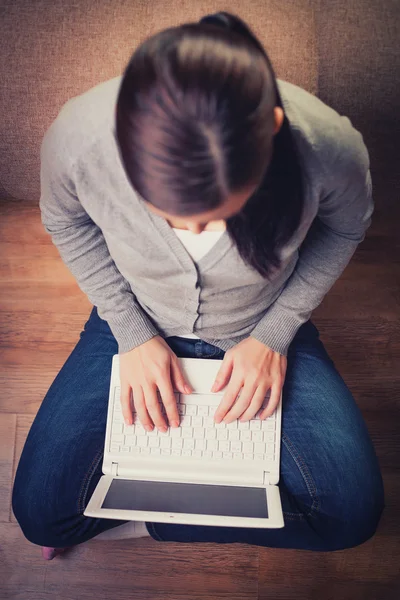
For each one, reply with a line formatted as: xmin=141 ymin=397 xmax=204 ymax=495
xmin=250 ymin=118 xmax=374 ymax=356
xmin=39 ymin=124 xmax=160 ymax=354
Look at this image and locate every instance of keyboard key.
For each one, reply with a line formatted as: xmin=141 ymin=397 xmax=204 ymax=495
xmin=112 ymin=423 xmax=123 ymax=434
xmin=170 ymin=427 xmax=181 ymax=438
xmin=203 ymin=417 xmax=214 ymax=428
xmin=250 ymin=420 xmax=261 ymax=430
xmin=233 ymin=452 xmax=243 ymax=460
xmin=182 ymin=450 xmax=192 ymax=457
xmin=193 ymin=427 xmax=205 ymax=439
xmin=223 ymin=452 xmax=233 ymax=459
xmin=195 ymin=438 xmax=207 ymax=451
xmin=185 ymin=405 xmax=197 ymax=416
xmin=150 ymin=448 xmax=160 ymax=455
xmin=228 ymin=429 xmax=240 ymax=441
xmin=226 ymin=420 xmax=237 ymax=429
xmin=216 ymin=429 xmax=228 ymax=440
xmin=238 ymin=421 xmax=250 ymax=430
xmin=110 ymin=443 xmax=120 ymax=453
xmin=207 ymin=439 xmax=218 ymax=451
xmin=205 ymin=428 xmax=216 ymax=440
xmin=218 ymin=441 xmax=230 ymax=452
xmin=137 ymin=437 xmax=148 ymax=447
xmin=240 ymin=430 xmax=252 ymax=442
xmin=141 ymin=447 xmax=151 ymax=455
xmin=251 ymin=431 xmax=263 ymax=442
xmin=198 ymin=406 xmax=209 ymax=416
xmin=148 ymin=437 xmax=159 ymax=447
xmin=161 ymin=449 xmax=171 ymax=456
xmin=180 ymin=415 xmax=191 ymax=427
xmin=160 ymin=437 xmax=171 ymax=448
xmin=182 ymin=427 xmax=193 ymax=438
xmin=191 ymin=416 xmax=203 ymax=427
xmin=213 ymin=451 xmax=223 ymax=459
xmin=121 ymin=446 xmax=131 ymax=453
xmin=172 ymin=438 xmax=183 ymax=449
xmin=242 ymin=441 xmax=254 ymax=454
xmin=111 ymin=434 xmax=124 ymax=443
xmin=230 ymin=441 xmax=242 ymax=453
xmin=254 ymin=442 xmax=265 ymax=453
xmin=183 ymin=438 xmax=195 ymax=450
xmin=192 ymin=450 xmax=203 ymax=458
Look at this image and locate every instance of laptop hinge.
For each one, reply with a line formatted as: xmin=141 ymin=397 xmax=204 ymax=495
xmin=263 ymin=471 xmax=270 ymax=486
xmin=111 ymin=462 xmax=118 ymax=476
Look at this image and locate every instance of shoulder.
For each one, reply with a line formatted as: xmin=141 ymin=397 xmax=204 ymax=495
xmin=40 ymin=75 xmax=123 ymax=165
xmin=276 ymin=79 xmax=370 ymax=180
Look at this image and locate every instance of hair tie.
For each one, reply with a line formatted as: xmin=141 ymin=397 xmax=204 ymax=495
xmin=199 ymin=13 xmax=230 ymax=30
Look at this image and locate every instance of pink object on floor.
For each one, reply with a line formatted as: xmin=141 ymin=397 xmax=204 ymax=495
xmin=41 ymin=546 xmax=70 ymax=560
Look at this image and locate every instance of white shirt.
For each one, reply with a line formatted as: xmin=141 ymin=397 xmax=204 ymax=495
xmin=172 ymin=228 xmax=224 ymax=340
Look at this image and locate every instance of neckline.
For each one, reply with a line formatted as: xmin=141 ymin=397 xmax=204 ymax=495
xmin=143 ymin=205 xmax=233 ymax=273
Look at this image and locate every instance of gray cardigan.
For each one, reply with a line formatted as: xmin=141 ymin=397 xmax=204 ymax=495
xmin=39 ymin=76 xmax=373 ymax=356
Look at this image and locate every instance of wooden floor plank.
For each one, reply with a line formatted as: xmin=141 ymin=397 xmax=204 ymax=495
xmin=0 ymin=413 xmax=17 ymax=523
xmin=0 ymin=522 xmax=259 ymax=600
xmin=258 ymin=533 xmax=400 ymax=600
xmin=10 ymin=414 xmax=35 ymax=524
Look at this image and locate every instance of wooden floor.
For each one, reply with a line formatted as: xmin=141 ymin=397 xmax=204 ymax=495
xmin=0 ymin=198 xmax=399 ymax=600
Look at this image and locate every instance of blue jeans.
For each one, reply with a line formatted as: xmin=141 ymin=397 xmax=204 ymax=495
xmin=12 ymin=307 xmax=385 ymax=551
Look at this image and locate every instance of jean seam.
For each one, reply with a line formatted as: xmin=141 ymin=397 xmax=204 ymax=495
xmin=282 ymin=432 xmax=320 ymax=517
xmin=147 ymin=521 xmax=164 ymax=541
xmin=77 ymin=448 xmax=104 ymax=515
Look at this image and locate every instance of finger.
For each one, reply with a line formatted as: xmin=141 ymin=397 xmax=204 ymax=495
xmin=221 ymin=379 xmax=258 ymax=424
xmin=131 ymin=386 xmax=154 ymax=431
xmin=238 ymin=383 xmax=271 ymax=422
xmin=120 ymin=381 xmax=133 ymax=426
xmin=170 ymin=356 xmax=192 ymax=394
xmin=157 ymin=369 xmax=181 ymax=428
xmin=211 ymin=353 xmax=233 ymax=392
xmin=259 ymin=380 xmax=282 ymax=420
xmin=143 ymin=382 xmax=168 ymax=432
xmin=214 ymin=375 xmax=244 ymax=424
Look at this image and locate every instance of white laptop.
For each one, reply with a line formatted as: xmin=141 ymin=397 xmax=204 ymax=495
xmin=84 ymin=354 xmax=284 ymax=529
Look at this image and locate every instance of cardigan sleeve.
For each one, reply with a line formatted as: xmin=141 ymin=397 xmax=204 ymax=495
xmin=250 ymin=118 xmax=374 ymax=356
xmin=39 ymin=123 xmax=160 ymax=354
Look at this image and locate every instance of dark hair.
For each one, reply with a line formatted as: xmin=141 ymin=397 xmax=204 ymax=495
xmin=115 ymin=11 xmax=306 ymax=279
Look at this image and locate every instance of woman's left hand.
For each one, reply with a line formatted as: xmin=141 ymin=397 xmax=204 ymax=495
xmin=211 ymin=337 xmax=287 ymax=424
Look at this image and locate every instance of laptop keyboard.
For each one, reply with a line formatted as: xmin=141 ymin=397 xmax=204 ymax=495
xmin=109 ymin=388 xmax=278 ymax=463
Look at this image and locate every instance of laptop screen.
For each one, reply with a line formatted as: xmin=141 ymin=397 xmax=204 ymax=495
xmin=101 ymin=479 xmax=268 ymax=518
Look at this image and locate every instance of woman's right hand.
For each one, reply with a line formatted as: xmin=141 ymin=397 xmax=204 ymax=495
xmin=119 ymin=335 xmax=193 ymax=433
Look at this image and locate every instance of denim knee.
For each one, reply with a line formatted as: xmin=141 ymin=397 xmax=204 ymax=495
xmin=12 ymin=467 xmax=67 ymax=548
xmin=320 ymin=482 xmax=385 ymax=551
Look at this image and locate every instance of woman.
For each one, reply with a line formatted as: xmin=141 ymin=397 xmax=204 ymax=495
xmin=12 ymin=11 xmax=384 ymax=559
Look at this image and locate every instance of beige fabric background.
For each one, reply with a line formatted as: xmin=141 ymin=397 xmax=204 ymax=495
xmin=0 ymin=0 xmax=399 ymax=230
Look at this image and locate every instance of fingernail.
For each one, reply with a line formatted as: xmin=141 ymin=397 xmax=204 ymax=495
xmin=145 ymin=425 xmax=153 ymax=432
xmin=171 ymin=420 xmax=179 ymax=428
xmin=185 ymin=385 xmax=192 ymax=393
xmin=125 ymin=418 xmax=132 ymax=426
